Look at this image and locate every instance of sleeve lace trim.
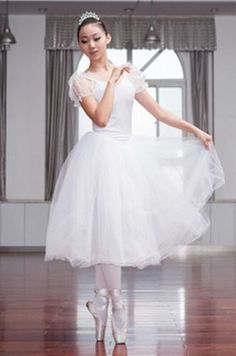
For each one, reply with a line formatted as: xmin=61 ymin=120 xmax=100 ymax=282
xmin=128 ymin=64 xmax=147 ymax=94
xmin=68 ymin=72 xmax=95 ymax=107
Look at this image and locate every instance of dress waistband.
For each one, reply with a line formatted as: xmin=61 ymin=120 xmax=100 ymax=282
xmin=93 ymin=129 xmax=131 ymax=142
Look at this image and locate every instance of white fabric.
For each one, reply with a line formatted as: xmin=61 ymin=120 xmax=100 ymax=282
xmin=68 ymin=72 xmax=95 ymax=105
xmin=126 ymin=64 xmax=147 ymax=94
xmin=45 ymin=66 xmax=225 ymax=269
xmin=95 ymin=264 xmax=121 ymax=290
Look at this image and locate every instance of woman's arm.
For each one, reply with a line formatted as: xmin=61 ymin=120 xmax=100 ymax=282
xmin=80 ymin=65 xmax=130 ymax=128
xmin=135 ymin=90 xmax=212 ymax=148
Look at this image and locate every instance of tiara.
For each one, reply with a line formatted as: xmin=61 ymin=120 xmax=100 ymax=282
xmin=78 ymin=11 xmax=100 ymax=27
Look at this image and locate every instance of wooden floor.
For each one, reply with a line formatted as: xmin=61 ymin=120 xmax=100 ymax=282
xmin=0 ymin=247 xmax=236 ymax=355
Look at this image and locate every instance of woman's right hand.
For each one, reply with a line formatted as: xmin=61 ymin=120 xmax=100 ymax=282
xmin=109 ymin=65 xmax=131 ymax=84
xmin=194 ymin=128 xmax=213 ymax=149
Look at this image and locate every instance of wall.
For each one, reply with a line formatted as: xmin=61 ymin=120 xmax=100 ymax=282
xmin=0 ymin=202 xmax=50 ymax=246
xmin=6 ymin=15 xmax=45 ymax=200
xmin=214 ymin=16 xmax=236 ymax=200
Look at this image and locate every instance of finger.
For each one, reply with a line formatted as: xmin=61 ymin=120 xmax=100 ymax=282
xmin=120 ymin=65 xmax=131 ymax=74
xmin=119 ymin=64 xmax=130 ymax=70
xmin=204 ymin=138 xmax=211 ymax=149
xmin=120 ymin=68 xmax=129 ymax=76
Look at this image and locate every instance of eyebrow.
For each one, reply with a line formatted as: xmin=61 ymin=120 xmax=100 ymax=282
xmin=79 ymin=33 xmax=101 ymax=39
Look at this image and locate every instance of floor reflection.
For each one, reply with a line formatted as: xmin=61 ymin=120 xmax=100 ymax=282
xmin=0 ymin=248 xmax=236 ymax=355
xmin=95 ymin=341 xmax=128 ymax=356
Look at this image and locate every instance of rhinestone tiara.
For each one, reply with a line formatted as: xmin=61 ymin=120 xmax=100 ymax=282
xmin=78 ymin=11 xmax=100 ymax=27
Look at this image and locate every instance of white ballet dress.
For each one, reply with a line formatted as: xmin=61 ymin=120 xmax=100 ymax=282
xmin=45 ymin=65 xmax=225 ymax=269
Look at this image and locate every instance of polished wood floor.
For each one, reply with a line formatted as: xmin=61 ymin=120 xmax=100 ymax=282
xmin=0 ymin=247 xmax=236 ymax=355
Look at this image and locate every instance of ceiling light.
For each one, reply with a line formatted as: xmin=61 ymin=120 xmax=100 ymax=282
xmin=144 ymin=0 xmax=160 ymax=49
xmin=0 ymin=0 xmax=16 ymax=48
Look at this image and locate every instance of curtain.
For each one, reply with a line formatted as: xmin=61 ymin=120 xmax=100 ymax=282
xmin=0 ymin=16 xmax=7 ymax=200
xmin=45 ymin=50 xmax=77 ymax=200
xmin=0 ymin=49 xmax=6 ymax=201
xmin=190 ymin=51 xmax=212 ymax=132
xmin=45 ymin=16 xmax=216 ymax=51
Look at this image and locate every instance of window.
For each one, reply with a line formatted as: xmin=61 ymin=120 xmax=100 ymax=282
xmin=132 ymin=49 xmax=185 ymax=137
xmin=75 ymin=49 xmax=186 ymax=140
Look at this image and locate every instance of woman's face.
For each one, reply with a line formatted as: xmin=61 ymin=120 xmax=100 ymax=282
xmin=78 ymin=23 xmax=111 ymax=61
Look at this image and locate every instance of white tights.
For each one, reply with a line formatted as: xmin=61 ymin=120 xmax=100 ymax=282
xmin=95 ymin=264 xmax=122 ymax=290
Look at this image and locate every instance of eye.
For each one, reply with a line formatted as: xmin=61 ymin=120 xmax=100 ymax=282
xmin=94 ymin=37 xmax=101 ymax=42
xmin=80 ymin=40 xmax=88 ymax=44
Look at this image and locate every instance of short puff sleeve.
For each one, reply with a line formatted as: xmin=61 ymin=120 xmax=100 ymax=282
xmin=68 ymin=72 xmax=94 ymax=107
xmin=128 ymin=64 xmax=147 ymax=94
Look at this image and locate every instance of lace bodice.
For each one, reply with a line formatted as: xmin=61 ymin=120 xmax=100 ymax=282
xmin=68 ymin=65 xmax=146 ymax=138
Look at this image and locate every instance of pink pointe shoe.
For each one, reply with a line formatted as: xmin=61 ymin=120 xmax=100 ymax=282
xmin=110 ymin=289 xmax=128 ymax=344
xmin=86 ymin=288 xmax=109 ymax=341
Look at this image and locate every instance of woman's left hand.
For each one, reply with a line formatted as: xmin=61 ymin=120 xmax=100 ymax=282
xmin=195 ymin=129 xmax=212 ymax=148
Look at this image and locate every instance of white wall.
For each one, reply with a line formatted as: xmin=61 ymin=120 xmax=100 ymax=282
xmin=6 ymin=15 xmax=45 ymax=200
xmin=214 ymin=16 xmax=236 ymax=200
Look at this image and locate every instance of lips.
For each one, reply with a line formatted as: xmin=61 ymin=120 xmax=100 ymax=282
xmin=89 ymin=50 xmax=98 ymax=55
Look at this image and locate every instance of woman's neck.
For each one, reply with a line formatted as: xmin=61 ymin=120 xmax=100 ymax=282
xmin=88 ymin=58 xmax=113 ymax=73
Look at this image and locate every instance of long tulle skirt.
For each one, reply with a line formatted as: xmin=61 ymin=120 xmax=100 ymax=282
xmin=45 ymin=131 xmax=225 ymax=269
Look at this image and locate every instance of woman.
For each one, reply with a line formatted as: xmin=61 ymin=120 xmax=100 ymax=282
xmin=45 ymin=11 xmax=225 ymax=344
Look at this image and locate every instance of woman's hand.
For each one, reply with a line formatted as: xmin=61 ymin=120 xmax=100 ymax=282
xmin=109 ymin=65 xmax=131 ymax=84
xmin=195 ymin=129 xmax=212 ymax=148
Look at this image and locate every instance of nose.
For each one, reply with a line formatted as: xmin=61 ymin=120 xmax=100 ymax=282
xmin=89 ymin=40 xmax=96 ymax=48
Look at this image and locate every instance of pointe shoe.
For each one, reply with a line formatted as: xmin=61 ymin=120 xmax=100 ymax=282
xmin=110 ymin=289 xmax=128 ymax=344
xmin=86 ymin=288 xmax=109 ymax=341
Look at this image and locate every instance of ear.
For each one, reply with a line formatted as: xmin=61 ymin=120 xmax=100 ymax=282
xmin=106 ymin=33 xmax=112 ymax=45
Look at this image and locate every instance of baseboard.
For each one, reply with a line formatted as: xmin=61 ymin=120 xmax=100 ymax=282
xmin=0 ymin=246 xmax=45 ymax=253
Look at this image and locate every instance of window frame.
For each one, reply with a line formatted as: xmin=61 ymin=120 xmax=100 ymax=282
xmin=147 ymin=79 xmax=187 ymax=136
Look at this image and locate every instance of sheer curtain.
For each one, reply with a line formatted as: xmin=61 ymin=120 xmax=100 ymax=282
xmin=0 ymin=49 xmax=7 ymax=201
xmin=45 ymin=50 xmax=77 ymax=200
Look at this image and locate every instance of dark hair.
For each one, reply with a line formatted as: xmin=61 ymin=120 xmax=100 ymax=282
xmin=77 ymin=17 xmax=108 ymax=39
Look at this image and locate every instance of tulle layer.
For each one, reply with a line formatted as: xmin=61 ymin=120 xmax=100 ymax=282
xmin=45 ymin=131 xmax=225 ymax=269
